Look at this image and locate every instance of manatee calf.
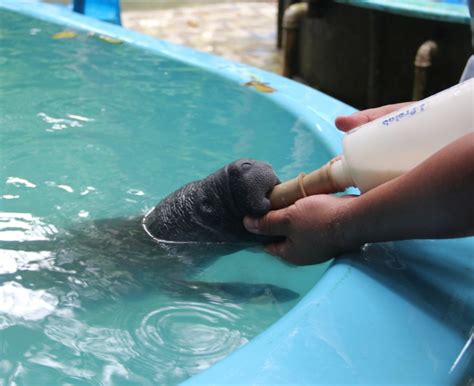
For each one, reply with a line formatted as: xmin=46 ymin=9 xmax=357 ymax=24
xmin=0 ymin=158 xmax=297 ymax=303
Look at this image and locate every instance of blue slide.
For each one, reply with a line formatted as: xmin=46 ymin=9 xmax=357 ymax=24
xmin=73 ymin=0 xmax=121 ymax=25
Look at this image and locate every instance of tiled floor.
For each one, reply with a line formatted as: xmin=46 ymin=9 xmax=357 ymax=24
xmin=122 ymin=1 xmax=282 ymax=74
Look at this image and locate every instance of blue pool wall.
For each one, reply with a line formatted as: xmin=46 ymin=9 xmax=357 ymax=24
xmin=341 ymin=0 xmax=470 ymax=24
xmin=1 ymin=1 xmax=473 ymax=384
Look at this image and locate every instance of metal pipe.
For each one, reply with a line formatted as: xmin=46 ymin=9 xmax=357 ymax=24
xmin=412 ymin=40 xmax=438 ymax=101
xmin=282 ymin=2 xmax=308 ymax=78
xmin=277 ymin=0 xmax=284 ymax=48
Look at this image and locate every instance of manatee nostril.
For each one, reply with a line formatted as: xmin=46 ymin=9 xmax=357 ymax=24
xmin=240 ymin=161 xmax=253 ymax=170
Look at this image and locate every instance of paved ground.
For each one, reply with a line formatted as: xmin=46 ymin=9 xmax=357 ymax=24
xmin=122 ymin=1 xmax=282 ymax=74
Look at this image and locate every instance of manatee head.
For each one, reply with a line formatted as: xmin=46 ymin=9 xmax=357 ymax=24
xmin=143 ymin=158 xmax=280 ymax=245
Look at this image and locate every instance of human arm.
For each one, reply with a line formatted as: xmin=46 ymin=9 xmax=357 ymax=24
xmin=244 ymin=128 xmax=474 ymax=266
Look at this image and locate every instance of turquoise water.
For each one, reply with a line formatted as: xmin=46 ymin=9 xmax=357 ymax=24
xmin=0 ymin=10 xmax=335 ymax=385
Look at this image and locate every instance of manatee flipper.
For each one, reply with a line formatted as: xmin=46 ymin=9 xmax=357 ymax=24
xmin=164 ymin=279 xmax=299 ymax=303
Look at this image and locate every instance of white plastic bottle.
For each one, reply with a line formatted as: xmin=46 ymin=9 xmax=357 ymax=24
xmin=330 ymin=77 xmax=473 ymax=193
xmin=270 ymin=78 xmax=473 ymax=209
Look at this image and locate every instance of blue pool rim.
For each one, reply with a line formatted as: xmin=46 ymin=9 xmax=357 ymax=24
xmin=1 ymin=1 xmax=473 ymax=384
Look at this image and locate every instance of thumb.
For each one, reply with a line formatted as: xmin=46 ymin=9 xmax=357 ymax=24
xmin=336 ymin=102 xmax=413 ymax=132
xmin=243 ymin=209 xmax=290 ymax=236
xmin=335 ymin=112 xmax=370 ymax=132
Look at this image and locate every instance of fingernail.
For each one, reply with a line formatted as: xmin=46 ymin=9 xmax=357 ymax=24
xmin=243 ymin=217 xmax=260 ymax=233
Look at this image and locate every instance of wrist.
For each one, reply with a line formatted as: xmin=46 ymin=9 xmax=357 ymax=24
xmin=331 ymin=196 xmax=366 ymax=252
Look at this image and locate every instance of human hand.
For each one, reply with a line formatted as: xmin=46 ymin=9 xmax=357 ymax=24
xmin=335 ymin=102 xmax=413 ymax=132
xmin=244 ymin=101 xmax=413 ymax=265
xmin=243 ymin=195 xmax=360 ymax=265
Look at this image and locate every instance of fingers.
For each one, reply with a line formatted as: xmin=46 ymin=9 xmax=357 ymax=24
xmin=243 ymin=209 xmax=291 ymax=236
xmin=264 ymin=239 xmax=291 ymax=260
xmin=335 ymin=102 xmax=413 ymax=132
xmin=265 ymin=239 xmax=322 ymax=266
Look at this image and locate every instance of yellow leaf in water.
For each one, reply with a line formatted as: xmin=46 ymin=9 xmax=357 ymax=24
xmin=52 ymin=30 xmax=77 ymax=40
xmin=95 ymin=34 xmax=124 ymax=44
xmin=244 ymin=80 xmax=276 ymax=93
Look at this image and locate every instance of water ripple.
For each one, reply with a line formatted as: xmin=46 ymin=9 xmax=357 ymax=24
xmin=137 ymin=302 xmax=243 ymax=356
xmin=112 ymin=300 xmax=247 ymax=383
xmin=44 ymin=317 xmax=139 ymax=363
xmin=37 ymin=302 xmax=245 ymax=385
xmin=0 ymin=281 xmax=58 ymax=325
xmin=0 ymin=212 xmax=58 ymax=242
xmin=5 ymin=177 xmax=37 ymax=188
xmin=37 ymin=112 xmax=94 ymax=133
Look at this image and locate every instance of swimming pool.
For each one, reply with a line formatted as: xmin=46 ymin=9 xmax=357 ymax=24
xmin=1 ymin=1 xmax=473 ymax=385
xmin=0 ymin=2 xmax=348 ymax=384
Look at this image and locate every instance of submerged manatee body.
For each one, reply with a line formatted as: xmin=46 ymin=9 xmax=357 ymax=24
xmin=144 ymin=158 xmax=280 ymax=245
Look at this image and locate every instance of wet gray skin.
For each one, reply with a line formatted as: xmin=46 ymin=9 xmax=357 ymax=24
xmin=144 ymin=158 xmax=280 ymax=244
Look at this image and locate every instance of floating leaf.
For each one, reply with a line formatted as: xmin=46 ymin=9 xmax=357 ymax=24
xmin=89 ymin=32 xmax=124 ymax=44
xmin=98 ymin=35 xmax=124 ymax=44
xmin=244 ymin=80 xmax=276 ymax=93
xmin=52 ymin=30 xmax=77 ymax=40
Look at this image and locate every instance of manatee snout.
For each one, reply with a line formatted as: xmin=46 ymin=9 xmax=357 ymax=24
xmin=226 ymin=158 xmax=280 ymax=218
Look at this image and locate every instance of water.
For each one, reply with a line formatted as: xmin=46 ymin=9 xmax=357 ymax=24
xmin=0 ymin=10 xmax=334 ymax=385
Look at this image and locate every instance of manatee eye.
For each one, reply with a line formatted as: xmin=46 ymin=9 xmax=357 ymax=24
xmin=200 ymin=199 xmax=214 ymax=214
